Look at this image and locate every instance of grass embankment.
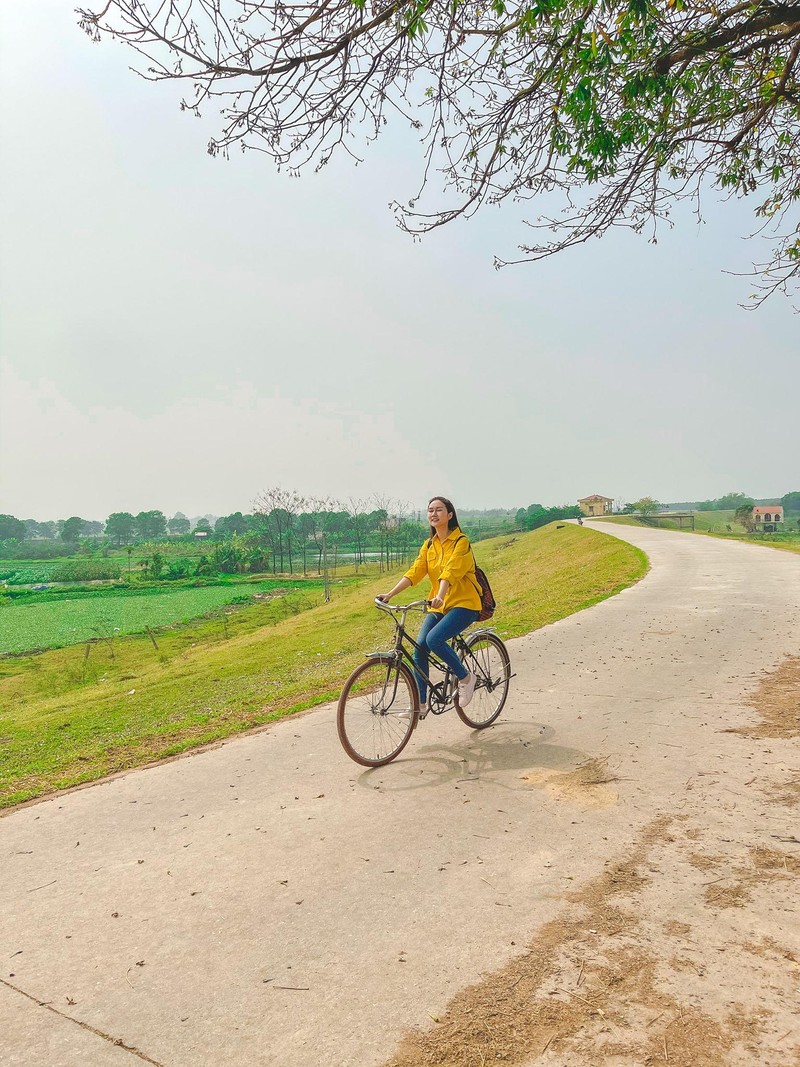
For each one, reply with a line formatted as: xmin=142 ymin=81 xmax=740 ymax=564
xmin=595 ymin=510 xmax=738 ymax=532
xmin=0 ymin=524 xmax=647 ymax=809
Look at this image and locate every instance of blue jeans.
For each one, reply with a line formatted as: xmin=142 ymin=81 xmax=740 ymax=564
xmin=413 ymin=608 xmax=480 ymax=705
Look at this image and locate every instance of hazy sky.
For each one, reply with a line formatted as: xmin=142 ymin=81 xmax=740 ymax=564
xmin=1 ymin=1 xmax=797 ymax=522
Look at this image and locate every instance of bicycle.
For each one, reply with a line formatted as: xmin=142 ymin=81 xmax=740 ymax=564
xmin=337 ymin=599 xmax=512 ymax=767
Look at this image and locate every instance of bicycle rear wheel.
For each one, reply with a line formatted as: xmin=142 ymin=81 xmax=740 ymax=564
xmin=337 ymin=658 xmax=419 ymax=767
xmin=455 ymin=632 xmax=510 ymax=728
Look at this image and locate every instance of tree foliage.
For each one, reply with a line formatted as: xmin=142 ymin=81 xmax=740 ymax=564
xmin=697 ymin=490 xmax=754 ymax=510
xmin=214 ymin=511 xmax=253 ymax=537
xmin=168 ymin=512 xmax=192 ymax=535
xmin=60 ymin=516 xmax=87 ymax=543
xmin=253 ymin=487 xmax=307 ymax=573
xmin=631 ymin=496 xmax=661 ymax=515
xmin=0 ymin=515 xmax=26 ymax=542
xmin=79 ymin=0 xmax=800 ymax=300
xmin=23 ymin=519 xmax=57 ymax=539
xmin=134 ymin=510 xmax=168 ymax=539
xmin=516 ymin=503 xmax=581 ymax=529
xmin=105 ymin=512 xmax=136 ymax=545
xmin=734 ymin=502 xmax=755 ymax=530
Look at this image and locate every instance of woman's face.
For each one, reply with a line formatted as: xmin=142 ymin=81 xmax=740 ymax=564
xmin=428 ymin=499 xmax=453 ymax=528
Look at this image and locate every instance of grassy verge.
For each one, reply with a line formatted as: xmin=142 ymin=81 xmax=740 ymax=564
xmin=0 ymin=524 xmax=647 ymax=808
xmin=594 ymin=514 xmax=800 ymax=554
xmin=726 ymin=538 xmax=800 ymax=555
xmin=594 ymin=511 xmax=740 ymax=532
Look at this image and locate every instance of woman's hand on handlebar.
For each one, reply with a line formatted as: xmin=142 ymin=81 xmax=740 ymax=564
xmin=377 ymin=577 xmax=412 ymax=604
xmin=429 ymin=594 xmax=444 ymax=610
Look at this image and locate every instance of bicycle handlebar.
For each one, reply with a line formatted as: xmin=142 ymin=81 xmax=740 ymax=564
xmin=374 ymin=597 xmax=428 ymax=615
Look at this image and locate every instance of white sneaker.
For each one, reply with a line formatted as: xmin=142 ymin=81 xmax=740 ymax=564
xmin=418 ymin=703 xmax=428 ymax=720
xmin=458 ymin=672 xmax=476 ymax=707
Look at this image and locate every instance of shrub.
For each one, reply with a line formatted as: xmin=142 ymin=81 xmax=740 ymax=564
xmin=0 ymin=540 xmax=78 ymax=560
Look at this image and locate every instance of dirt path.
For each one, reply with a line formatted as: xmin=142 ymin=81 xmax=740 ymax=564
xmin=1 ymin=525 xmax=799 ymax=1066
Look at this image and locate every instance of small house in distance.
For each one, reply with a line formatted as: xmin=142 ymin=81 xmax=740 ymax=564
xmin=579 ymin=494 xmax=613 ymax=517
xmin=753 ymin=505 xmax=784 ymax=532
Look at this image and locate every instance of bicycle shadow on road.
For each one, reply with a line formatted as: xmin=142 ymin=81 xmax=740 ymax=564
xmin=355 ymin=720 xmax=592 ymax=793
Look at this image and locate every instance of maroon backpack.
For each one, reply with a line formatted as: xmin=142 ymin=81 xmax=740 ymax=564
xmin=452 ymin=535 xmax=496 ymax=622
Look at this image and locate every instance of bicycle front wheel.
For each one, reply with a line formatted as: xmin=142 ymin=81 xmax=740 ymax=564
xmin=455 ymin=632 xmax=510 ymax=729
xmin=337 ymin=658 xmax=419 ymax=767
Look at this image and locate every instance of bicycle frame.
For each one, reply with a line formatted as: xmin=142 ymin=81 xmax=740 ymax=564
xmin=369 ymin=599 xmax=497 ymax=715
xmin=337 ymin=600 xmax=513 ymax=767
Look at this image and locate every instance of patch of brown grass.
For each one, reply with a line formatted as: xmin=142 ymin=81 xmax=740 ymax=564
xmin=764 ymin=771 xmax=800 ymax=808
xmin=703 ymin=882 xmax=751 ymax=909
xmin=749 ymin=845 xmax=799 ymax=875
xmin=687 ymin=852 xmax=724 ymax=872
xmin=383 ymin=802 xmax=800 ymax=1067
xmin=663 ymin=920 xmax=692 ymax=937
xmin=701 ymin=847 xmax=797 ymax=910
xmin=383 ymin=817 xmax=742 ymax=1067
xmin=734 ymin=655 xmax=800 ymax=740
xmin=741 ymin=936 xmax=798 ymax=964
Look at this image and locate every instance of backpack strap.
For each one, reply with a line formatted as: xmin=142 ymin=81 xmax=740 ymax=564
xmin=452 ymin=535 xmax=483 ymax=597
xmin=430 ymin=532 xmax=465 ymax=547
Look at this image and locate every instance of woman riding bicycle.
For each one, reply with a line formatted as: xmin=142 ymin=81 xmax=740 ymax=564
xmin=377 ymin=496 xmax=481 ymax=714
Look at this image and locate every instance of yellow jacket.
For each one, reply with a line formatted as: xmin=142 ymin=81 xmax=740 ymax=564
xmin=404 ymin=527 xmax=482 ymax=612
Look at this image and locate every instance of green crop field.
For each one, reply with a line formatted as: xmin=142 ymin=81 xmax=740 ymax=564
xmin=0 ymin=524 xmax=647 ymax=807
xmin=0 ymin=560 xmax=123 ymax=584
xmin=0 ymin=580 xmax=316 ymax=655
xmin=0 ymin=563 xmax=60 ymax=584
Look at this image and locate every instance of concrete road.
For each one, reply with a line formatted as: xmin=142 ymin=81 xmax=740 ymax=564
xmin=2 ymin=525 xmax=799 ymax=1067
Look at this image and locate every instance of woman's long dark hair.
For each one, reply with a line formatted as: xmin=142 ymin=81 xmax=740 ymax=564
xmin=428 ymin=496 xmax=460 ymax=540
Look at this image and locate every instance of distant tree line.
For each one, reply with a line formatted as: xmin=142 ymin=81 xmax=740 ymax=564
xmin=696 ymin=491 xmax=800 ymax=513
xmin=619 ymin=491 xmax=800 ymax=516
xmin=125 ymin=494 xmax=518 ymax=579
xmin=515 ymin=504 xmax=582 ymax=530
xmin=4 ymin=487 xmax=798 ymax=560
xmin=697 ymin=492 xmax=755 ymax=512
xmin=0 ymin=493 xmax=518 ymax=575
xmin=618 ymin=491 xmax=800 ymax=533
xmin=0 ymin=516 xmax=105 ymax=542
xmin=0 ymin=513 xmax=172 ymax=545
